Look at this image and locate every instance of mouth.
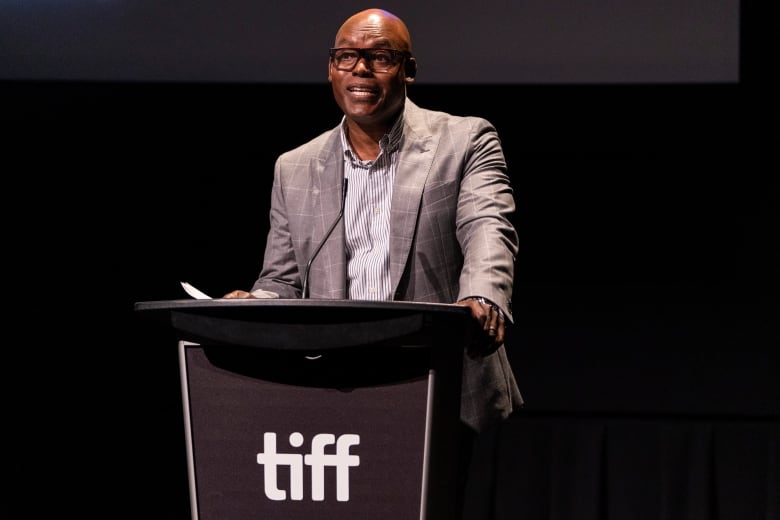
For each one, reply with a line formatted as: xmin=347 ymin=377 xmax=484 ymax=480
xmin=346 ymin=85 xmax=379 ymax=98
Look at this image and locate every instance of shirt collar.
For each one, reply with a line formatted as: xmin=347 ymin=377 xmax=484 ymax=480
xmin=339 ymin=110 xmax=405 ymax=163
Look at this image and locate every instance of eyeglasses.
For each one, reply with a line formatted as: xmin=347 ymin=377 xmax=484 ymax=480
xmin=329 ymin=47 xmax=411 ymax=72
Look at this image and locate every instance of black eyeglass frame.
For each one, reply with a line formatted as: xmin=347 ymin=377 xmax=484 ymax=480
xmin=328 ymin=47 xmax=412 ymax=72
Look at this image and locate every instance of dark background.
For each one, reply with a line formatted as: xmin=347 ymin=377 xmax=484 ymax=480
xmin=4 ymin=1 xmax=777 ymax=518
xmin=1 ymin=0 xmax=738 ymax=84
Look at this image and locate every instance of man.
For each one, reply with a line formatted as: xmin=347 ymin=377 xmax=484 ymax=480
xmin=224 ymin=7 xmax=522 ymax=514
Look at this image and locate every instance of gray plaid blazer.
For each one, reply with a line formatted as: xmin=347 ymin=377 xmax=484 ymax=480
xmin=252 ymin=98 xmax=523 ymax=432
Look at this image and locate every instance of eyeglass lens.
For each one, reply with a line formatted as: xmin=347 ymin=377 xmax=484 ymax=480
xmin=332 ymin=49 xmax=400 ymax=72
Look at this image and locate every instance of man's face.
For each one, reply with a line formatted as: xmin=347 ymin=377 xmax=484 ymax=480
xmin=328 ymin=12 xmax=411 ymax=129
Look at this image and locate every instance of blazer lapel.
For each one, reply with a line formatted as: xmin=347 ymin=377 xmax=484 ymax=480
xmin=309 ymin=141 xmax=347 ymax=299
xmin=389 ymin=113 xmax=437 ymax=293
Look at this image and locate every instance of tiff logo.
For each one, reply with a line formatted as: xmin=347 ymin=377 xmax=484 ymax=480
xmin=256 ymin=432 xmax=360 ymax=501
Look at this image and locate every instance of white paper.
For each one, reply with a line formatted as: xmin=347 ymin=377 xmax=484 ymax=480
xmin=180 ymin=281 xmax=212 ymax=299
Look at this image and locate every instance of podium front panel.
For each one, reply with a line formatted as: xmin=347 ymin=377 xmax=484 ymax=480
xmin=181 ymin=342 xmax=435 ymax=520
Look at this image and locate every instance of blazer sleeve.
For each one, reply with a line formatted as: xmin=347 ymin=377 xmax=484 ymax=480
xmin=454 ymin=117 xmax=519 ymax=322
xmin=250 ymin=155 xmax=303 ymax=299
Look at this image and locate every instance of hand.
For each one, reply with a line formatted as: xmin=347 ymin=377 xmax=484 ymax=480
xmin=222 ymin=290 xmax=257 ymax=299
xmin=455 ymin=297 xmax=506 ymax=357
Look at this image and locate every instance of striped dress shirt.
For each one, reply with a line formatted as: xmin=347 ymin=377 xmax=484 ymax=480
xmin=339 ymin=115 xmax=403 ymax=301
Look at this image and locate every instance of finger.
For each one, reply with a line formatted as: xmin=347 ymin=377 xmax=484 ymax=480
xmin=495 ymin=320 xmax=505 ymax=345
xmin=475 ymin=302 xmax=492 ymax=328
xmin=484 ymin=305 xmax=499 ymax=334
xmin=458 ymin=299 xmax=490 ymax=327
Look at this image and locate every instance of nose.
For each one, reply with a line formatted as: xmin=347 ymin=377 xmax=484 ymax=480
xmin=352 ymin=55 xmax=372 ymax=75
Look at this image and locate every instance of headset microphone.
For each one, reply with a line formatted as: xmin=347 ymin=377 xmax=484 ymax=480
xmin=404 ymin=58 xmax=417 ymax=79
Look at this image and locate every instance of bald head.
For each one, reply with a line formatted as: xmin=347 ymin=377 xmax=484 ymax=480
xmin=328 ymin=8 xmax=417 ymax=137
xmin=334 ymin=8 xmax=413 ymax=54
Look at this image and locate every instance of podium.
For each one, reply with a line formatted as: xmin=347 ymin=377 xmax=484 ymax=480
xmin=135 ymin=299 xmax=472 ymax=520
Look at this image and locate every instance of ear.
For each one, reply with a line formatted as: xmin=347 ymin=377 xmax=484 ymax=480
xmin=404 ymin=57 xmax=417 ymax=83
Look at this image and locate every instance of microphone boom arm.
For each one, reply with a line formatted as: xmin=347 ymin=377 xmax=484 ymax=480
xmin=301 ymin=178 xmax=348 ymax=298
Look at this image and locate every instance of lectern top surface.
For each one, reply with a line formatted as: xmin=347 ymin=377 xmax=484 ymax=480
xmin=135 ymin=298 xmax=467 ymax=315
xmin=134 ymin=298 xmax=472 ymax=351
